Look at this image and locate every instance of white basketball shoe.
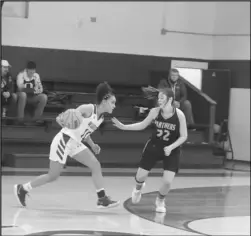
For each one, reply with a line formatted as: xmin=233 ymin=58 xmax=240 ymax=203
xmin=131 ymin=182 xmax=145 ymax=204
xmin=155 ymin=197 xmax=166 ymax=213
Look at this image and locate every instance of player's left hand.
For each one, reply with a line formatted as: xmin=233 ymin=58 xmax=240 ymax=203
xmin=164 ymin=145 xmax=173 ymax=156
xmin=92 ymin=144 xmax=101 ymax=155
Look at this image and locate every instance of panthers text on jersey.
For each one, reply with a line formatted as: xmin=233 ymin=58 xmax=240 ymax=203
xmin=150 ymin=108 xmax=180 ymax=147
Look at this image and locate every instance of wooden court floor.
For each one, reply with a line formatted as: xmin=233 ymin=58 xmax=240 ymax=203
xmin=2 ymin=171 xmax=250 ymax=236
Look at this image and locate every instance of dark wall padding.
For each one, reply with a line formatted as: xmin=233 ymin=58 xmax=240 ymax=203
xmin=202 ymin=70 xmax=231 ymax=124
xmin=2 ymin=46 xmax=172 ymax=85
xmin=3 ymin=45 xmax=249 ymax=92
xmin=208 ymin=60 xmax=250 ymax=89
xmin=3 ymin=46 xmax=249 ymax=89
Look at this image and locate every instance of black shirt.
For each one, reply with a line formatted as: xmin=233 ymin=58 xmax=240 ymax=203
xmin=150 ymin=108 xmax=180 ymax=147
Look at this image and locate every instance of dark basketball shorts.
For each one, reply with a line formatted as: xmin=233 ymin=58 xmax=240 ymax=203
xmin=139 ymin=139 xmax=181 ymax=173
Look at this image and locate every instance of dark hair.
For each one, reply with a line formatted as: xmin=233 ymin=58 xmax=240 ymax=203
xmin=142 ymin=85 xmax=174 ymax=102
xmin=95 ymin=81 xmax=114 ymax=104
xmin=26 ymin=61 xmax=36 ymax=70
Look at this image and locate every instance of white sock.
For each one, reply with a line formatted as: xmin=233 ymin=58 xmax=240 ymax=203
xmin=23 ymin=182 xmax=32 ymax=192
xmin=96 ymin=188 xmax=105 ymax=192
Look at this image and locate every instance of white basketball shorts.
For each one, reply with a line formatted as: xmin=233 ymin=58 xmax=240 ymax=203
xmin=49 ymin=131 xmax=88 ymax=164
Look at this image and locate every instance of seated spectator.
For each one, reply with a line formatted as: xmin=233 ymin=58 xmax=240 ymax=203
xmin=16 ymin=61 xmax=47 ymax=123
xmin=158 ymin=68 xmax=194 ymax=125
xmin=1 ymin=60 xmax=17 ymax=118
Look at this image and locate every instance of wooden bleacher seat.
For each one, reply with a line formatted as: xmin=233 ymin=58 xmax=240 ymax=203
xmin=3 ymin=77 xmax=217 ymax=144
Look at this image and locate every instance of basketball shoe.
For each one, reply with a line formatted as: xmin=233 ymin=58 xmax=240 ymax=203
xmin=131 ymin=182 xmax=145 ymax=204
xmin=155 ymin=197 xmax=166 ymax=213
xmin=14 ymin=184 xmax=29 ymax=207
xmin=97 ymin=196 xmax=120 ymax=208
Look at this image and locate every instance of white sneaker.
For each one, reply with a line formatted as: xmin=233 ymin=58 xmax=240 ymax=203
xmin=131 ymin=183 xmax=145 ymax=204
xmin=154 ymin=212 xmax=166 ymax=224
xmin=155 ymin=197 xmax=166 ymax=213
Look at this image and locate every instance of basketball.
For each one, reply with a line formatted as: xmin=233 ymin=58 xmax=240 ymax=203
xmin=61 ymin=109 xmax=82 ymax=129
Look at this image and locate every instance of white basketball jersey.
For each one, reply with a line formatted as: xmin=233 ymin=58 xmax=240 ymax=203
xmin=61 ymin=104 xmax=104 ymax=142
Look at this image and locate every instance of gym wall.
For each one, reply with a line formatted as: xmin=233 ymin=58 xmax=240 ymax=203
xmin=2 ymin=2 xmax=250 ymax=161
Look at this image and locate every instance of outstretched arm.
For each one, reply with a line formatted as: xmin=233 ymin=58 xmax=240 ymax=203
xmin=112 ymin=108 xmax=159 ymax=131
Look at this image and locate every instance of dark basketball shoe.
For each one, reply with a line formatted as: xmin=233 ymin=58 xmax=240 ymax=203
xmin=14 ymin=184 xmax=29 ymax=207
xmin=97 ymin=196 xmax=120 ymax=209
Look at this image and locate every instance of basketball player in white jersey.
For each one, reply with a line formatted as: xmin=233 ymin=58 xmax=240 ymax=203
xmin=14 ymin=82 xmax=120 ymax=208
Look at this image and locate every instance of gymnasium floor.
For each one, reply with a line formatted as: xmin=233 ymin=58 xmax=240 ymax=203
xmin=2 ymin=168 xmax=250 ymax=236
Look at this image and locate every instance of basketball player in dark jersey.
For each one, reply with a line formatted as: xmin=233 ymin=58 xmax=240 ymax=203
xmin=112 ymin=86 xmax=187 ymax=213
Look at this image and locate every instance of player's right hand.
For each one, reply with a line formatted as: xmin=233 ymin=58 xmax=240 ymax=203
xmin=56 ymin=113 xmax=65 ymax=128
xmin=111 ymin=117 xmax=125 ymax=130
xmin=164 ymin=145 xmax=173 ymax=156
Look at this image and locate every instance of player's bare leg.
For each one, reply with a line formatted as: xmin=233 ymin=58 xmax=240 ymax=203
xmin=73 ymin=148 xmax=120 ymax=208
xmin=156 ymin=170 xmax=175 ymax=213
xmin=14 ymin=160 xmax=64 ymax=207
xmin=132 ymin=168 xmax=149 ymax=204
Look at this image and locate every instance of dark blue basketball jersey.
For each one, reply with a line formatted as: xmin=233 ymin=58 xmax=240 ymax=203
xmin=150 ymin=108 xmax=180 ymax=146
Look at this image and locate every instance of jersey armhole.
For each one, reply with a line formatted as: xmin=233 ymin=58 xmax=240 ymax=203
xmin=82 ymin=104 xmax=94 ymax=118
xmin=176 ymin=108 xmax=185 ymax=123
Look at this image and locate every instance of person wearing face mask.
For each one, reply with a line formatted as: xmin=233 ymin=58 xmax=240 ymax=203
xmin=1 ymin=60 xmax=18 ymax=118
xmin=16 ymin=61 xmax=48 ymax=123
xmin=158 ymin=68 xmax=194 ymax=125
xmin=112 ymin=85 xmax=187 ymax=214
xmin=14 ymin=82 xmax=120 ymax=209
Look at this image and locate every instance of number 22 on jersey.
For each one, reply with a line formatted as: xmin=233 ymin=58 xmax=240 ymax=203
xmin=156 ymin=129 xmax=170 ymax=141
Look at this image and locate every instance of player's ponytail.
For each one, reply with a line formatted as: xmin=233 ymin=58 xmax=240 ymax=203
xmin=141 ymin=86 xmax=159 ymax=100
xmin=142 ymin=85 xmax=174 ymax=106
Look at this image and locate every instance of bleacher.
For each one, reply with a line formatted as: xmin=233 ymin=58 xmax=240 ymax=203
xmin=2 ymin=77 xmax=226 ymax=170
